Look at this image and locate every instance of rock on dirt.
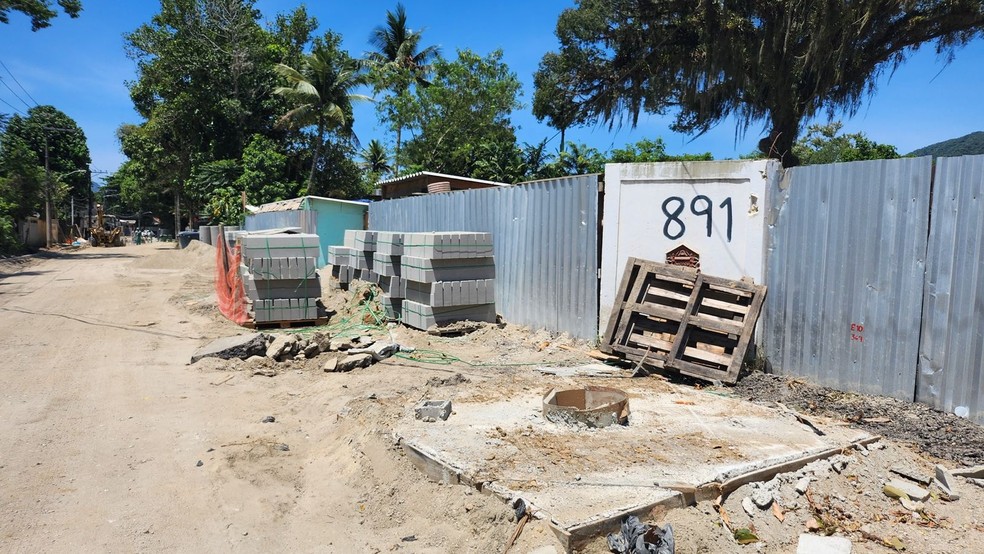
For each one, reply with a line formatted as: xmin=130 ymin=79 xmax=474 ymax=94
xmin=334 ymin=353 xmax=373 ymax=372
xmin=266 ymin=334 xmax=298 ymax=360
xmin=190 ymin=333 xmax=268 ymax=363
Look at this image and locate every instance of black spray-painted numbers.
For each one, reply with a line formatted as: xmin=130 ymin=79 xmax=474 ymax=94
xmin=660 ymin=195 xmax=733 ymax=242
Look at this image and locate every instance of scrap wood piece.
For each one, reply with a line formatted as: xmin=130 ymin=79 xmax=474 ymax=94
xmin=601 ymin=257 xmax=766 ymax=384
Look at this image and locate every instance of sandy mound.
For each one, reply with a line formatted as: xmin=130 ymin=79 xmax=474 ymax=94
xmin=131 ymin=241 xmax=217 ymax=272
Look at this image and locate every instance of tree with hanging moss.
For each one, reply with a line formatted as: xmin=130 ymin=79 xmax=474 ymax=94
xmin=546 ymin=0 xmax=984 ymax=166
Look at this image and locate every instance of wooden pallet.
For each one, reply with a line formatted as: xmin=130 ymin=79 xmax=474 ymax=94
xmin=243 ymin=317 xmax=328 ymax=330
xmin=602 ymin=257 xmax=766 ymax=384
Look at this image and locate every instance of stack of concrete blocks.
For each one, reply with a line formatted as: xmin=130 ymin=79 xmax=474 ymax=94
xmin=237 ymin=233 xmax=322 ymax=323
xmin=400 ymin=232 xmax=497 ymax=330
xmin=374 ymin=232 xmax=407 ymax=320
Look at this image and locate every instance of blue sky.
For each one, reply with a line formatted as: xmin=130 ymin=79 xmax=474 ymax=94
xmin=1 ymin=1 xmax=983 ymax=186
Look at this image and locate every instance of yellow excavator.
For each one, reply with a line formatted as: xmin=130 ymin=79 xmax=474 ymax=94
xmin=89 ymin=204 xmax=124 ymax=247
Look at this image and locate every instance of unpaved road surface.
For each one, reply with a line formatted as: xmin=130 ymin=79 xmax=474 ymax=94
xmin=3 ymin=243 xmax=984 ymax=554
xmin=0 ymin=244 xmax=517 ymax=553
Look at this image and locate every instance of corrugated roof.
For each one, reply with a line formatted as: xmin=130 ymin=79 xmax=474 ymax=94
xmin=256 ymin=195 xmax=369 ymax=213
xmin=256 ymin=197 xmax=304 ymax=213
xmin=374 ymin=171 xmax=508 ymax=187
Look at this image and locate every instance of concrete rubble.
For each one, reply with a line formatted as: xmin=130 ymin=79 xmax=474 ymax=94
xmin=190 ymin=333 xmax=268 ymax=363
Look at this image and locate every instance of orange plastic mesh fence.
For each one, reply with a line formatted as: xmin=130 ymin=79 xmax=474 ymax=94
xmin=215 ymin=230 xmax=250 ymax=325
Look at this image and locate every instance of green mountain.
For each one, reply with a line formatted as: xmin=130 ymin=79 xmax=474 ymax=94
xmin=908 ymin=131 xmax=984 ymax=158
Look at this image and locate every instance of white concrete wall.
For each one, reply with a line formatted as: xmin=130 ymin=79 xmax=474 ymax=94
xmin=600 ymin=160 xmax=779 ymax=334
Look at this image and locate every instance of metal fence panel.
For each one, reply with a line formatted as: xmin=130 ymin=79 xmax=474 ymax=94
xmin=918 ymin=155 xmax=984 ymax=423
xmin=244 ymin=210 xmax=316 ymax=234
xmin=761 ymin=157 xmax=933 ymax=400
xmin=369 ymin=176 xmax=599 ymax=339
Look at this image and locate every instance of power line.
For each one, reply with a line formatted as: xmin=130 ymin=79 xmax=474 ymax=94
xmin=0 ymin=95 xmax=26 ymax=116
xmin=0 ymin=58 xmax=39 ymax=107
xmin=0 ymin=77 xmax=32 ymax=110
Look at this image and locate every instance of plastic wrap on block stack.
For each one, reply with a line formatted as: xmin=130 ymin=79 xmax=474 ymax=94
xmin=237 ymin=233 xmax=322 ymax=323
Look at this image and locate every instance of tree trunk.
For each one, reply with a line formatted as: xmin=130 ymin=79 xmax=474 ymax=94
xmin=307 ymin=116 xmax=325 ymax=195
xmin=173 ymin=188 xmax=180 ymax=248
xmin=560 ymin=128 xmax=566 ymax=154
xmin=395 ymin=126 xmax=402 ymax=175
xmin=759 ymin=119 xmax=801 ymax=168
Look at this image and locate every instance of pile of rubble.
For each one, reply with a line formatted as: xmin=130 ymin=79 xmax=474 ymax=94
xmin=189 ymin=331 xmax=406 ymax=374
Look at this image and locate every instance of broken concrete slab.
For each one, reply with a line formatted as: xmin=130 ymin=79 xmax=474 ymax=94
xmin=884 ymin=479 xmax=930 ymax=502
xmin=890 ymin=465 xmax=932 ymax=486
xmin=265 ymin=334 xmax=297 ymax=360
xmin=797 ymin=534 xmax=853 ymax=554
xmin=751 ymin=487 xmax=773 ymax=509
xmin=335 ymin=353 xmax=373 ymax=372
xmin=795 ymin=476 xmax=812 ymax=495
xmin=394 ymin=381 xmax=875 ymax=548
xmin=322 ymin=358 xmax=338 ymax=372
xmin=951 ymin=465 xmax=984 ymax=479
xmin=934 ymin=465 xmax=960 ymax=500
xmin=742 ymin=496 xmax=757 ymax=517
xmin=190 ymin=333 xmax=268 ymax=363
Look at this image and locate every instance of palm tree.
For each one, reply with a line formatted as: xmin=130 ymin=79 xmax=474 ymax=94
xmin=360 ymin=139 xmax=391 ymax=176
xmin=366 ymin=2 xmax=439 ymax=173
xmin=274 ymin=44 xmax=370 ymax=192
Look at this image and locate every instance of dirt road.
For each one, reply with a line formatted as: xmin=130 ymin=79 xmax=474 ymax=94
xmin=0 ymin=244 xmax=520 ymax=553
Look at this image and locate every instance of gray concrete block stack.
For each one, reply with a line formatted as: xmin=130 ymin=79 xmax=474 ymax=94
xmin=237 ymin=233 xmax=323 ymax=323
xmin=400 ymin=232 xmax=497 ymax=330
xmin=328 ymin=231 xmax=497 ymax=328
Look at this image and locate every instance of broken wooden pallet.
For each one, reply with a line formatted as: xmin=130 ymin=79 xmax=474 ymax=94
xmin=601 ymin=257 xmax=766 ymax=384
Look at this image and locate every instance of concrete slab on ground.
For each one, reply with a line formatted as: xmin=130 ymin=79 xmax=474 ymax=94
xmin=394 ymin=381 xmax=875 ymax=550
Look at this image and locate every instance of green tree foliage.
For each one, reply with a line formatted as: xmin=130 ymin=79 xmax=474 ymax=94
xmin=366 ymin=2 xmax=439 ymax=172
xmin=359 ymin=138 xmax=391 ymax=188
xmin=792 ymin=122 xmax=900 ymax=165
xmin=2 ymin=106 xmax=90 ymax=218
xmin=123 ymin=0 xmax=299 ymax=227
xmin=397 ymin=49 xmax=522 ymax=178
xmin=609 ymin=138 xmax=712 ymax=163
xmin=274 ymin=33 xmax=370 ymax=193
xmin=0 ymin=136 xmax=44 ymax=251
xmin=532 ymin=52 xmax=586 ymax=153
xmin=0 ymin=0 xmax=81 ymax=31
xmin=548 ymin=0 xmax=984 ymax=167
xmin=236 ymin=134 xmax=295 ymax=205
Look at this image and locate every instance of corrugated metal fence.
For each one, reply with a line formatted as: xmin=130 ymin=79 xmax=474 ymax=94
xmin=369 ymin=175 xmax=599 ymax=340
xmin=761 ymin=155 xmax=984 ymax=423
xmin=917 ymin=155 xmax=984 ymax=420
xmin=244 ymin=209 xmax=317 ymax=234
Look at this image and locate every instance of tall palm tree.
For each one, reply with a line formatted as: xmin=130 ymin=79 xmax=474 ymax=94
xmin=366 ymin=2 xmax=439 ymax=173
xmin=274 ymin=44 xmax=370 ymax=192
xmin=360 ymin=139 xmax=391 ymax=176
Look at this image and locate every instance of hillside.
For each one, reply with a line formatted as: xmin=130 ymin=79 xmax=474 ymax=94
xmin=909 ymin=131 xmax=984 ymax=157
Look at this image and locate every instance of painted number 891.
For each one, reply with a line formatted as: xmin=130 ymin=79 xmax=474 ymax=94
xmin=661 ymin=196 xmax=734 ymax=242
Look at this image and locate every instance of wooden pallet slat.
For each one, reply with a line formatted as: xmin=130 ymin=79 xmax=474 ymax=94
xmin=602 ymin=258 xmax=766 ymax=385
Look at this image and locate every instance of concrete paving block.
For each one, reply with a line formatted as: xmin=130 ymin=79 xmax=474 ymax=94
xmin=373 ymin=253 xmax=401 ymax=277
xmin=380 ymin=276 xmax=405 ymax=298
xmin=797 ymin=534 xmax=852 ymax=554
xmin=401 ymin=300 xmax=497 ymax=330
xmin=352 ymin=251 xmax=374 ymax=271
xmin=190 ymin=333 xmax=268 ymax=363
xmin=375 ymin=231 xmax=404 ymax=256
xmin=382 ymin=295 xmax=403 ymax=320
xmin=241 ymin=233 xmax=321 ymax=260
xmin=415 ymin=399 xmax=452 ymax=421
xmin=244 ymin=277 xmax=321 ymax=301
xmin=401 ymin=256 xmax=496 ymax=283
xmin=350 ymin=230 xmax=377 ymax=252
xmin=327 ymin=246 xmax=355 ymax=267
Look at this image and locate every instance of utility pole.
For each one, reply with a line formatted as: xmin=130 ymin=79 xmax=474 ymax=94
xmin=44 ymin=135 xmax=51 ymax=248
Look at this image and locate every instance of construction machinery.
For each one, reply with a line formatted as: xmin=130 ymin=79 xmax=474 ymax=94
xmin=89 ymin=204 xmax=124 ymax=247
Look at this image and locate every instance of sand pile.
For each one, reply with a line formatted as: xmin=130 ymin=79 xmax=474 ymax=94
xmin=131 ymin=241 xmax=217 ymax=272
